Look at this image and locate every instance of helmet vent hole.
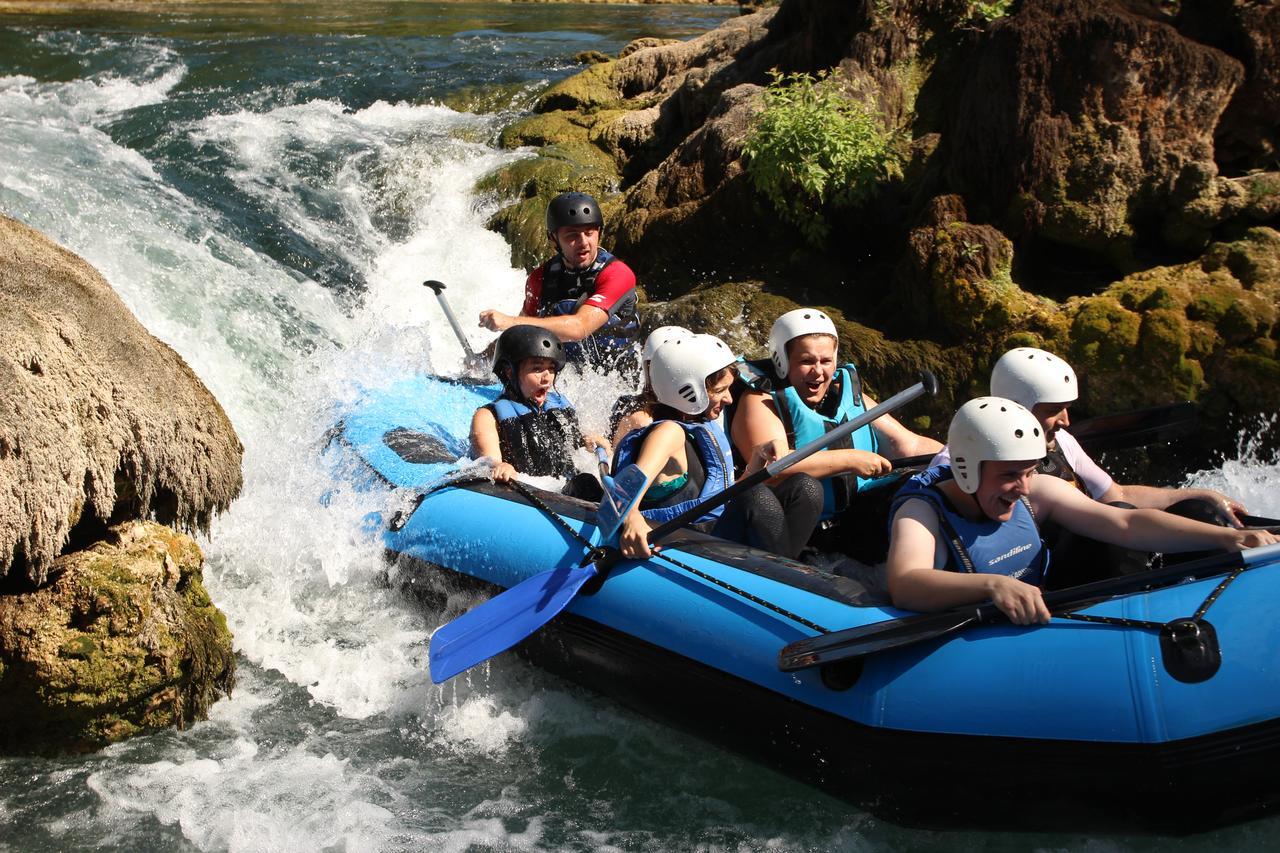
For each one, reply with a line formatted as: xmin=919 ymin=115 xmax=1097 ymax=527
xmin=1015 ymin=429 xmax=1024 ymax=438
xmin=677 ymin=383 xmax=697 ymax=402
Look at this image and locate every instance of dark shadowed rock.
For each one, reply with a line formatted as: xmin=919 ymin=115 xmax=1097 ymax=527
xmin=0 ymin=214 xmax=243 ymax=586
xmin=942 ymin=0 xmax=1244 ymax=260
xmin=1178 ymin=0 xmax=1280 ymax=173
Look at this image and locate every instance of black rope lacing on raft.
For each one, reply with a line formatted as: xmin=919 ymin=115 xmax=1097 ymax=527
xmin=1055 ymin=562 xmax=1246 ymax=630
xmin=649 ymin=549 xmax=830 ymax=634
xmin=503 ymin=479 xmax=831 ymax=634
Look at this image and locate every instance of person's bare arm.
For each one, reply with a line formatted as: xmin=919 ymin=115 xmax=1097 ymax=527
xmin=478 ymin=305 xmax=608 ymax=342
xmin=611 ymin=408 xmax=652 ymax=450
xmin=885 ymin=499 xmax=1050 ymax=625
xmin=730 ymin=390 xmax=890 ymax=483
xmin=863 ymin=392 xmax=944 ymax=459
xmin=618 ymin=422 xmax=688 ymax=559
xmin=1037 ymin=476 xmax=1273 ymax=551
xmin=470 ymin=407 xmax=516 ymax=483
xmin=1100 ymin=482 xmax=1247 ymax=527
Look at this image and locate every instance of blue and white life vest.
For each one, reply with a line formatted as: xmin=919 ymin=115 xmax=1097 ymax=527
xmin=487 ymin=391 xmax=580 ymax=479
xmin=538 ymin=247 xmax=640 ymax=362
xmin=614 ymin=419 xmax=734 ymax=525
xmin=772 ymin=364 xmax=881 ymax=519
xmin=891 ymin=465 xmax=1048 ymax=586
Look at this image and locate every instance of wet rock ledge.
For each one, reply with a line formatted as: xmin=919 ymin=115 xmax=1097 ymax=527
xmin=0 ymin=213 xmax=241 ymax=754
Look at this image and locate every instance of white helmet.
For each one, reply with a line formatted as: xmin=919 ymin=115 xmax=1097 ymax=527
xmin=642 ymin=325 xmax=692 ymax=363
xmin=648 ymin=333 xmax=736 ymax=416
xmin=990 ymin=347 xmax=1078 ymax=410
xmin=948 ymin=396 xmax=1047 ymax=494
xmin=769 ymin=308 xmax=838 ymax=376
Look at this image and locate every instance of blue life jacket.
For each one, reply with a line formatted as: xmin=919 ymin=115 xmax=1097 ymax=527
xmin=891 ymin=465 xmax=1048 ymax=586
xmin=614 ymin=419 xmax=734 ymax=525
xmin=486 ymin=391 xmax=580 ymax=479
xmin=771 ymin=364 xmax=881 ymax=519
xmin=538 ymin=247 xmax=641 ymax=362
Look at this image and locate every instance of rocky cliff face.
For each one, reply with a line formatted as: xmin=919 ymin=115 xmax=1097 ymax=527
xmin=0 ymin=214 xmax=241 ymax=751
xmin=479 ymin=0 xmax=1279 ymax=439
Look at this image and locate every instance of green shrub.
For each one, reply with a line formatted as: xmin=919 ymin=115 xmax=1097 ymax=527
xmin=970 ymin=0 xmax=1014 ymax=21
xmin=743 ymin=70 xmax=900 ymax=246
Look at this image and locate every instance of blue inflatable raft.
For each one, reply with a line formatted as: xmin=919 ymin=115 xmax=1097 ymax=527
xmin=331 ymin=374 xmax=1280 ymax=832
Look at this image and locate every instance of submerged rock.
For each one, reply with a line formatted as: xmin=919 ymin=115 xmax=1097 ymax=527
xmin=0 ymin=214 xmax=243 ymax=586
xmin=0 ymin=520 xmax=235 ymax=754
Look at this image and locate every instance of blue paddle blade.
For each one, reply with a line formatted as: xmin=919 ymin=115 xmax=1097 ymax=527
xmin=596 ymin=464 xmax=649 ymax=545
xmin=428 ymin=562 xmax=598 ymax=684
xmin=427 ymin=464 xmax=649 ymax=684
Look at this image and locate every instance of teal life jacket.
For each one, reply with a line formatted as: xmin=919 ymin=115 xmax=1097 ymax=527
xmin=487 ymin=391 xmax=580 ymax=479
xmin=891 ymin=465 xmax=1049 ymax=586
xmin=614 ymin=419 xmax=733 ymax=525
xmin=771 ymin=364 xmax=881 ymax=519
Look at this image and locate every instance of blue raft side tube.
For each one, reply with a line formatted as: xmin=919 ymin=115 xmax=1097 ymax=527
xmin=388 ymin=482 xmax=1280 ymax=745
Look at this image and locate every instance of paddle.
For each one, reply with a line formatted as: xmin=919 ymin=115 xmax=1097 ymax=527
xmin=777 ymin=541 xmax=1280 ymax=671
xmin=1242 ymin=514 xmax=1280 ymax=533
xmin=427 ymin=370 xmax=939 ymax=683
xmin=427 ymin=464 xmax=648 ymax=684
xmin=423 ymin=279 xmax=489 ymax=375
xmin=885 ymin=400 xmax=1200 ymax=470
xmin=1069 ymin=400 xmax=1198 ymax=452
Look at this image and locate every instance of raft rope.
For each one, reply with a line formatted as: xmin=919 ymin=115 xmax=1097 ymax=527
xmin=503 ymin=479 xmax=831 ymax=635
xmin=1054 ymin=561 xmax=1246 ymax=631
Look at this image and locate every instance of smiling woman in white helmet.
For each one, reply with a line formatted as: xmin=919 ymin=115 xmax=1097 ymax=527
xmin=885 ymin=398 xmax=1275 ymax=625
xmin=730 ymin=307 xmax=943 ymax=562
xmin=612 ymin=333 xmax=824 ymax=561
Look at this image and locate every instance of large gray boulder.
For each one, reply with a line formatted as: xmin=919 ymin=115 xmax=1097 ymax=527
xmin=0 ymin=214 xmax=243 ymax=586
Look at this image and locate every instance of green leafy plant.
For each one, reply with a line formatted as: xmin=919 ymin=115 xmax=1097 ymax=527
xmin=970 ymin=0 xmax=1014 ymax=21
xmin=743 ymin=70 xmax=900 ymax=246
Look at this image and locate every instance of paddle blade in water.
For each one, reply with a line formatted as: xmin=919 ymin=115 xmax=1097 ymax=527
xmin=428 ymin=562 xmax=598 ymax=683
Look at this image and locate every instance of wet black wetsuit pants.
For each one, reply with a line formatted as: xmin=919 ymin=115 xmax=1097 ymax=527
xmin=711 ymin=473 xmax=824 ymax=560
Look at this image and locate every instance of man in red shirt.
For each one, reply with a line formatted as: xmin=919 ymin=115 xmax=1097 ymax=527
xmin=479 ymin=192 xmax=640 ymax=377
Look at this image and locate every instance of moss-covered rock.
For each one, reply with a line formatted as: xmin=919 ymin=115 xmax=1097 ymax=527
xmin=1052 ymin=228 xmax=1280 ymax=414
xmin=1065 ymin=296 xmax=1142 ymax=370
xmin=0 ymin=521 xmax=235 ymax=755
xmin=536 ymin=61 xmax=621 ymax=113
xmin=894 ymin=196 xmax=1062 ymax=346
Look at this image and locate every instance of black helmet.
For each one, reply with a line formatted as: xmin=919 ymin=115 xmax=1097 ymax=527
xmin=492 ymin=325 xmax=567 ymax=392
xmin=545 ymin=191 xmax=603 ymax=235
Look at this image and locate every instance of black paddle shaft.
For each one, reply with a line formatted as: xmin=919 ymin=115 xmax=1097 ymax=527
xmin=777 ymin=543 xmax=1279 ymax=671
xmin=647 ymin=371 xmax=939 ymax=544
xmin=885 ymin=400 xmax=1201 ymax=470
